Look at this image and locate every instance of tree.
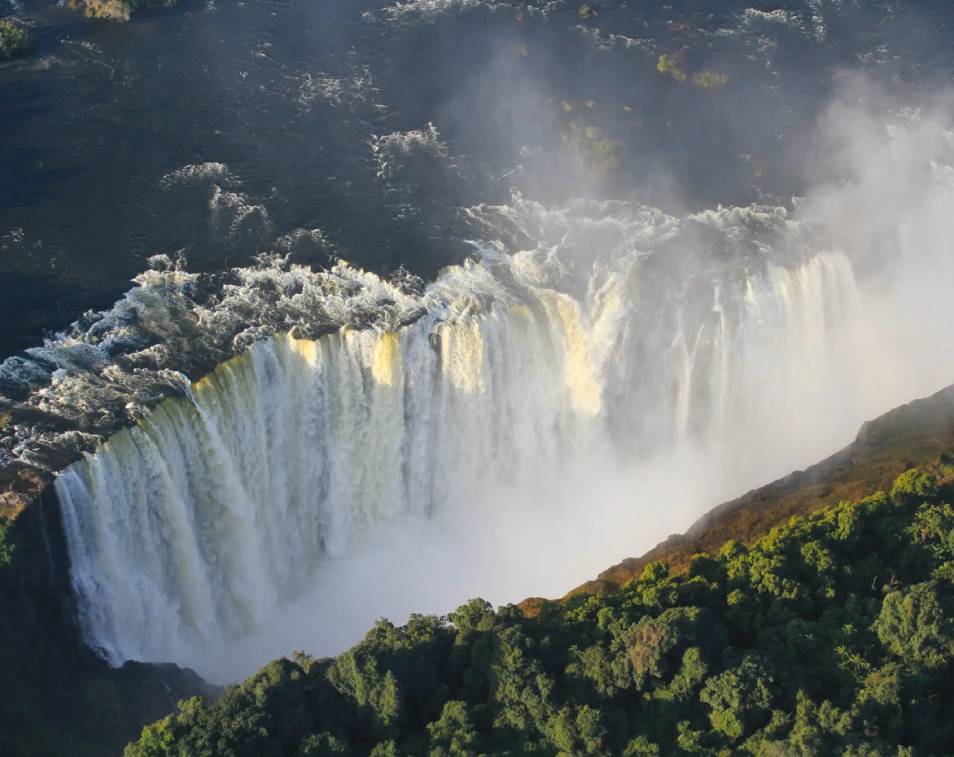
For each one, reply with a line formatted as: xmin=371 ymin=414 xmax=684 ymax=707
xmin=298 ymin=732 xmax=351 ymax=756
xmin=875 ymin=581 xmax=954 ymax=669
xmin=426 ymin=701 xmax=478 ymax=756
xmin=699 ymin=656 xmax=775 ymax=741
xmin=891 ymin=469 xmax=938 ymax=506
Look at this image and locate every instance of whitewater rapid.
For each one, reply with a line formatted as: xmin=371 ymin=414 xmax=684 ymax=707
xmin=11 ymin=101 xmax=953 ymax=680
xmin=53 ymin=195 xmax=868 ymax=677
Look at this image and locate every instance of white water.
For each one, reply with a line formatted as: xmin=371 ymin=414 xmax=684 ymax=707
xmin=52 ymin=210 xmax=866 ymax=680
xmin=48 ymin=104 xmax=954 ymax=682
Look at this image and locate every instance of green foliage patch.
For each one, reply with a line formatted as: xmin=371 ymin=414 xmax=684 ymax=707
xmin=66 ymin=0 xmax=178 ymax=23
xmin=0 ymin=18 xmax=32 ymax=60
xmin=126 ymin=464 xmax=954 ymax=756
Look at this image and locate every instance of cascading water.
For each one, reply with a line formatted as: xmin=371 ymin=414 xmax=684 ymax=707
xmin=52 ymin=194 xmax=873 ymax=679
xmin=13 ymin=99 xmax=954 ymax=681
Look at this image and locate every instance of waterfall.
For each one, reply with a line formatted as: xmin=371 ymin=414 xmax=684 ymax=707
xmin=53 ymin=199 xmax=868 ymax=676
xmin=0 ymin=100 xmax=936 ymax=682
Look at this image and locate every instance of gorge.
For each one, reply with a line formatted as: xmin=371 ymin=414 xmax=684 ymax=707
xmin=2 ymin=0 xmax=954 ymax=753
xmin=45 ymin=136 xmax=954 ymax=680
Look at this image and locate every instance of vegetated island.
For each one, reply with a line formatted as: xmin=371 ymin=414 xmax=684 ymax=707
xmin=123 ymin=385 xmax=954 ymax=756
xmin=66 ymin=0 xmax=178 ymax=23
xmin=1 ymin=0 xmax=177 ymax=35
xmin=0 ymin=17 xmax=33 ymax=59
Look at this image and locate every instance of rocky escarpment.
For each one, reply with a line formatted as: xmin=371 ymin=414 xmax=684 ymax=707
xmin=0 ymin=485 xmax=216 ymax=757
xmin=540 ymin=382 xmax=954 ymax=605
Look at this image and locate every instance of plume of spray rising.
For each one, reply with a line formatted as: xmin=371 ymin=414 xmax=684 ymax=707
xmin=40 ymin=76 xmax=954 ymax=683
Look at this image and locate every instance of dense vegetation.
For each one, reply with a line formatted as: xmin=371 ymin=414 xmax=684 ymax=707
xmin=127 ymin=463 xmax=954 ymax=756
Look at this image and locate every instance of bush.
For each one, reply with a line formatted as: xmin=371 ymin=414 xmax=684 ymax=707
xmin=891 ymin=468 xmax=938 ymax=505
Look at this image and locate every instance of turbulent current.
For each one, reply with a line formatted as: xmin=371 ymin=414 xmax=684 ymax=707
xmin=0 ymin=102 xmax=947 ymax=681
xmin=55 ymin=233 xmax=857 ymax=672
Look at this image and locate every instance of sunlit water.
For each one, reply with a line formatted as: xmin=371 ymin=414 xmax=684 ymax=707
xmin=56 ymin=170 xmax=954 ymax=681
xmin=2 ymin=1 xmax=954 ymax=681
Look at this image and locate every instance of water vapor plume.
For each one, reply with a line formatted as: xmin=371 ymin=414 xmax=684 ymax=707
xmin=0 ymin=9 xmax=928 ymax=685
xmin=47 ymin=75 xmax=954 ymax=682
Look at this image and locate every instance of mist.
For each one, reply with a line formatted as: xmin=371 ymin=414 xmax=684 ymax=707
xmin=0 ymin=1 xmax=913 ymax=686
xmin=178 ymin=447 xmax=715 ymax=683
xmin=43 ymin=62 xmax=954 ymax=685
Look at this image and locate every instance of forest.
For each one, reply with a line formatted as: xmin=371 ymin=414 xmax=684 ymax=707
xmin=125 ymin=462 xmax=954 ymax=756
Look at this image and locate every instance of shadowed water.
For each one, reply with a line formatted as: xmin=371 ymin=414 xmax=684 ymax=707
xmin=2 ymin=0 xmax=954 ymax=681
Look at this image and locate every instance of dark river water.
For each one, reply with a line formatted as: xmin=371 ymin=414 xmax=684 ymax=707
xmin=1 ymin=0 xmax=953 ymax=360
xmin=4 ymin=0 xmax=954 ymax=681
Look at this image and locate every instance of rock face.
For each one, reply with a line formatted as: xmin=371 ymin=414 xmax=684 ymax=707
xmin=0 ymin=463 xmax=50 ymax=520
xmin=554 ymin=382 xmax=954 ymax=601
xmin=0 ymin=487 xmax=217 ymax=757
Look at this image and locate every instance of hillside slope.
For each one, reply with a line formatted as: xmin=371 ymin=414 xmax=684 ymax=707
xmin=124 ymin=385 xmax=954 ymax=756
xmin=556 ymin=383 xmax=954 ymax=601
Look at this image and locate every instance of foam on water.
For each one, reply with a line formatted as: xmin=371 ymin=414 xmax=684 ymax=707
xmin=43 ymin=199 xmax=887 ymax=680
xmin=4 ymin=106 xmax=953 ymax=682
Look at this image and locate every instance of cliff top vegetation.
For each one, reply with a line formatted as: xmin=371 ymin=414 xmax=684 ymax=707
xmin=125 ymin=458 xmax=954 ymax=756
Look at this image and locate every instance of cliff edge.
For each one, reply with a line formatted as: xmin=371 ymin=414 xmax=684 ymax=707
xmin=543 ymin=382 xmax=954 ymax=605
